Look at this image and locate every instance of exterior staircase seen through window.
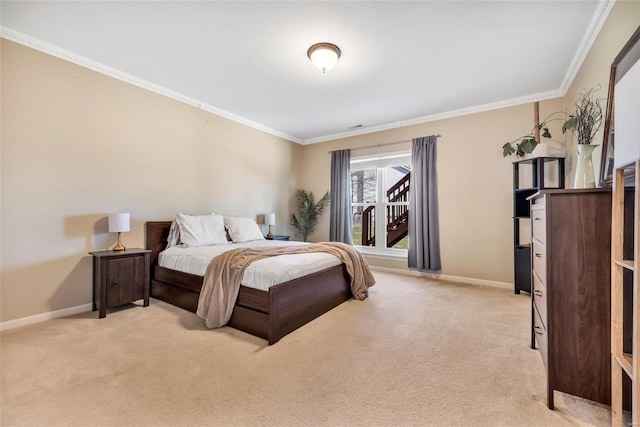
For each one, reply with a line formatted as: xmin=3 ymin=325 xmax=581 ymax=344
xmin=361 ymin=172 xmax=409 ymax=247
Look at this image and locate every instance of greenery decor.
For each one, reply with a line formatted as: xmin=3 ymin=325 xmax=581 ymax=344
xmin=290 ymin=189 xmax=330 ymax=242
xmin=502 ymin=111 xmax=574 ymax=158
xmin=502 ymin=86 xmax=603 ymax=158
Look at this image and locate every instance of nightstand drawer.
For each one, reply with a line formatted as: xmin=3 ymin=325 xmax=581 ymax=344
xmin=105 ymin=256 xmax=146 ymax=308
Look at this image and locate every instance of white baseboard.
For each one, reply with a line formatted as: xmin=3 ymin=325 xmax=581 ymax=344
xmin=0 ymin=303 xmax=93 ymax=332
xmin=369 ymin=266 xmax=512 ymax=291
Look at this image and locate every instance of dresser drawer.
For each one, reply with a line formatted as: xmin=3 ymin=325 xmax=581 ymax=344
xmin=532 ymin=271 xmax=547 ymax=326
xmin=532 ymin=239 xmax=546 ymax=284
xmin=531 ymin=207 xmax=546 ymax=244
xmin=533 ymin=303 xmax=548 ymax=371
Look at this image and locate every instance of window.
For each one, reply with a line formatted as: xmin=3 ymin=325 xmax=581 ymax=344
xmin=351 ymin=152 xmax=411 ymax=253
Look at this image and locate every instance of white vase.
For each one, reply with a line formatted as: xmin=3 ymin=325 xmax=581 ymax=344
xmin=574 ymin=144 xmax=597 ymax=188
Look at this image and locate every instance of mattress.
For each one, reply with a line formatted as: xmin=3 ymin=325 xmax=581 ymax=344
xmin=158 ymin=240 xmax=342 ymax=291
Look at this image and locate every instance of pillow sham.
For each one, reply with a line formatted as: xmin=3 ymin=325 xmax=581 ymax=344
xmin=165 ymin=219 xmax=182 ymax=249
xmin=224 ymin=216 xmax=265 ymax=243
xmin=175 ymin=212 xmax=228 ymax=247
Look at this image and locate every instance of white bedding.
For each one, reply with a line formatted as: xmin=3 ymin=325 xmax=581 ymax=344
xmin=158 ymin=240 xmax=342 ymax=292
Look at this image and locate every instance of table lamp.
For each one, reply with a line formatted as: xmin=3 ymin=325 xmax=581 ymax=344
xmin=108 ymin=212 xmax=130 ymax=251
xmin=265 ymin=213 xmax=275 ymax=239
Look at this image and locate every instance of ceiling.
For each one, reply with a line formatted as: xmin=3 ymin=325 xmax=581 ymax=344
xmin=0 ymin=1 xmax=610 ymax=144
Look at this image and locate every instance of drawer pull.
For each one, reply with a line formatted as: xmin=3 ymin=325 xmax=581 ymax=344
xmin=533 ymin=217 xmax=542 ymax=221
xmin=534 ymin=253 xmax=543 ymax=258
xmin=534 ymin=290 xmax=543 ymax=297
xmin=534 ymin=326 xmax=544 ymax=336
xmin=111 ymin=281 xmax=118 ymax=287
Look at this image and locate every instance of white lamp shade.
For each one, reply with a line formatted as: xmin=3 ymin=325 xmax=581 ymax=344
xmin=108 ymin=212 xmax=130 ymax=233
xmin=265 ymin=213 xmax=276 ymax=226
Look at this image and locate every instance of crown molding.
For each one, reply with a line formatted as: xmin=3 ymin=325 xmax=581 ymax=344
xmin=301 ymin=89 xmax=562 ymax=145
xmin=1 ymin=27 xmax=202 ymax=106
xmin=0 ymin=27 xmax=302 ymax=144
xmin=558 ymin=0 xmax=616 ymax=95
xmin=197 ymin=102 xmax=302 ymax=143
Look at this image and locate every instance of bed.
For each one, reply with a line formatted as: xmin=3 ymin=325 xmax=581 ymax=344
xmin=145 ymin=221 xmax=353 ymax=344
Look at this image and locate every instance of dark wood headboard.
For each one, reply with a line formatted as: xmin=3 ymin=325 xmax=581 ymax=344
xmin=145 ymin=221 xmax=172 ymax=267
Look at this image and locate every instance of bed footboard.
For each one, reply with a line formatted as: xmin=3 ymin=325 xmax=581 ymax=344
xmin=268 ymin=264 xmax=351 ymax=344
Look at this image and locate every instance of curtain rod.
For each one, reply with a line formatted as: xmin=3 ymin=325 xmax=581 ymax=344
xmin=328 ymin=134 xmax=442 ymax=154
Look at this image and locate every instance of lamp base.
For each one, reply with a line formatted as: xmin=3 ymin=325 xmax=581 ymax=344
xmin=112 ymin=232 xmax=126 ymax=251
xmin=266 ymin=226 xmax=273 ymax=239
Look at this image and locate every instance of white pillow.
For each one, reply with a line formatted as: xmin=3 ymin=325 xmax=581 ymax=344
xmin=224 ymin=216 xmax=265 ymax=243
xmin=175 ymin=212 xmax=228 ymax=247
xmin=165 ymin=220 xmax=182 ymax=249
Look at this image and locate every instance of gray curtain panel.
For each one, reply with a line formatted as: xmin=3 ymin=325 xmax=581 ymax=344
xmin=329 ymin=149 xmax=353 ymax=244
xmin=408 ymin=135 xmax=441 ymax=271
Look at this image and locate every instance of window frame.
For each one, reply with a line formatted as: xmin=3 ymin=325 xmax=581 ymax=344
xmin=350 ymin=151 xmax=411 ymax=258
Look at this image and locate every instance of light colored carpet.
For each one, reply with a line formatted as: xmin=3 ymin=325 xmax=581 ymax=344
xmin=1 ymin=271 xmax=610 ymax=426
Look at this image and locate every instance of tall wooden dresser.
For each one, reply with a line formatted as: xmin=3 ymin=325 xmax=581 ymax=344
xmin=529 ymin=188 xmax=612 ymax=409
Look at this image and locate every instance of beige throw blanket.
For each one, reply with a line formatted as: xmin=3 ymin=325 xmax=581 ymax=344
xmin=196 ymin=242 xmax=376 ymax=329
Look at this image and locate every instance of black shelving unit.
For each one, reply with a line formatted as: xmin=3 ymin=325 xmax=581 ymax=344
xmin=513 ymin=156 xmax=565 ymax=294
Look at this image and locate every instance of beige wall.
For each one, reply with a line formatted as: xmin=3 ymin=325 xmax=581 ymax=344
xmin=0 ymin=40 xmax=301 ymax=322
xmin=298 ymin=1 xmax=640 ymax=283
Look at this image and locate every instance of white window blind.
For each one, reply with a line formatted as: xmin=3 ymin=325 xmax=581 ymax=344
xmin=350 ymin=152 xmax=411 ymax=172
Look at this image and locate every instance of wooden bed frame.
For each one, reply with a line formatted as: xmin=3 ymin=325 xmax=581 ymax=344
xmin=145 ymin=221 xmax=352 ymax=344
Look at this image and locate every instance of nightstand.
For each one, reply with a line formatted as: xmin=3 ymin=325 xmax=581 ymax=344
xmin=266 ymin=235 xmax=290 ymax=241
xmin=90 ymin=248 xmax=151 ymax=318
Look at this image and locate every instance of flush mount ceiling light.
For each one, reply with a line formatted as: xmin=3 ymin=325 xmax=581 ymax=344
xmin=307 ymin=42 xmax=341 ymax=74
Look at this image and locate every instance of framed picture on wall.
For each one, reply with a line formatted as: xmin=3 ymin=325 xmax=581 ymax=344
xmin=599 ymin=26 xmax=640 ymax=187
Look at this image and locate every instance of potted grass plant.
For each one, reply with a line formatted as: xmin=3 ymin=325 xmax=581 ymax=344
xmin=290 ymin=189 xmax=330 ymax=242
